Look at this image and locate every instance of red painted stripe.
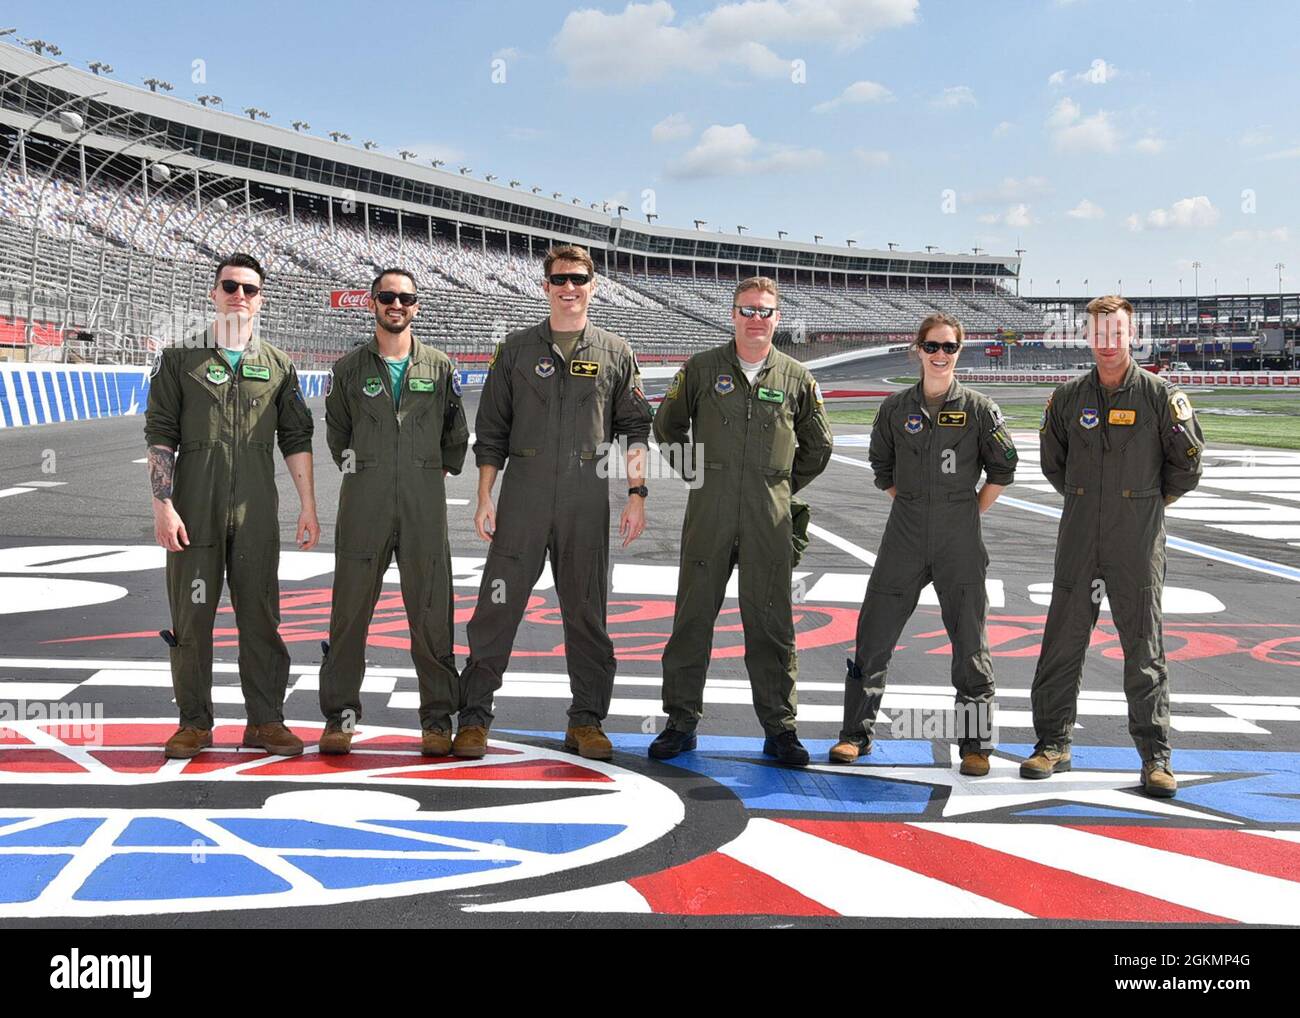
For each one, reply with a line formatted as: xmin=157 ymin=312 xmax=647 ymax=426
xmin=383 ymin=760 xmax=613 ymax=783
xmin=781 ymin=819 xmax=1231 ymax=924
xmin=0 ymin=727 xmax=32 ymax=745
xmin=184 ymin=751 xmax=269 ymax=774
xmin=88 ymin=750 xmax=167 ymax=774
xmin=0 ymin=749 xmax=87 ymax=773
xmin=46 ymin=723 xmax=175 ymax=746
xmin=1072 ymin=826 xmax=1300 ymax=885
xmin=630 ymin=851 xmax=836 ymax=916
xmin=239 ymin=752 xmax=432 ymax=776
xmin=355 ymin=735 xmax=519 ymax=756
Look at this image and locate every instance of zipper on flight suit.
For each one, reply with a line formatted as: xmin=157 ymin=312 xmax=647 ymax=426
xmin=226 ymin=354 xmax=240 ymax=534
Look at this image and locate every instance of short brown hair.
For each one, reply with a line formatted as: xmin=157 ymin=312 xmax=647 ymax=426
xmin=544 ymin=245 xmax=596 ymax=278
xmin=916 ymin=312 xmax=964 ymax=346
xmin=215 ymin=252 xmax=265 ymax=285
xmin=735 ymin=276 xmax=779 ymax=305
xmin=1085 ymin=294 xmax=1135 ymax=321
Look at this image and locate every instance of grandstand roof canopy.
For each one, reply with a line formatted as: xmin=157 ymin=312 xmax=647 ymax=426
xmin=1 ymin=44 xmax=1020 ymax=281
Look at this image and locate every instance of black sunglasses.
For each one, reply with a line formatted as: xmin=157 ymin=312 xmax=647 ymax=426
xmin=219 ymin=280 xmax=261 ymax=297
xmin=548 ymin=273 xmax=591 ymax=286
xmin=920 ymin=340 xmax=961 ymax=354
xmin=735 ymin=305 xmax=776 ymax=319
xmin=375 ymin=291 xmax=418 ymax=307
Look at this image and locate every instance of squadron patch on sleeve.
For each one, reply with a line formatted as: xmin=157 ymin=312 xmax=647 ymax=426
xmin=451 ymin=371 xmax=463 ymax=397
xmin=989 ymin=402 xmax=1005 ymax=428
xmin=1171 ymin=391 xmax=1194 ymax=422
xmin=487 ymin=342 xmax=501 ymax=372
xmin=813 ymin=381 xmax=825 ymax=405
xmin=665 ymin=370 xmax=683 ymax=401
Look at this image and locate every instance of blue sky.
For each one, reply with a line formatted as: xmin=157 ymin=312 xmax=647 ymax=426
xmin=4 ymin=0 xmax=1297 ymax=295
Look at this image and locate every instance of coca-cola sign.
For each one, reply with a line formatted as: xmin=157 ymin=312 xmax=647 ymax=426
xmin=329 ymin=289 xmax=370 ymax=309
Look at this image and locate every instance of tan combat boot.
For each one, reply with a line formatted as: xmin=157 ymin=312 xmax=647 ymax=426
xmin=318 ymin=720 xmax=352 ymax=756
xmin=960 ymin=750 xmax=991 ymax=776
xmin=1019 ymin=746 xmax=1071 ymax=779
xmin=1140 ymin=761 xmax=1177 ymax=798
xmin=242 ymin=722 xmax=305 ymax=757
xmin=564 ymin=725 xmax=613 ymax=761
xmin=421 ymin=729 xmax=453 ymax=757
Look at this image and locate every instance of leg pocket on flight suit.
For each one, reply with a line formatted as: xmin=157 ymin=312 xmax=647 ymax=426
xmin=763 ymin=562 xmax=793 ymax=632
xmin=1138 ymin=584 xmax=1158 ymax=643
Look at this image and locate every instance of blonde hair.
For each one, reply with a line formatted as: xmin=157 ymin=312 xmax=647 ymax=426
xmin=734 ymin=276 xmax=779 ymax=305
xmin=1086 ymin=294 xmax=1134 ymax=321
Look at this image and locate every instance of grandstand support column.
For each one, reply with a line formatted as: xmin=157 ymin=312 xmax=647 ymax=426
xmin=141 ymin=157 xmax=149 ymax=203
xmin=397 ymin=208 xmax=403 ymax=258
xmin=480 ymin=230 xmax=486 ymax=254
xmin=17 ymin=133 xmax=25 ymax=180
xmin=692 ymin=260 xmax=696 ymax=281
xmin=244 ymin=179 xmax=251 ymax=214
xmin=194 ymin=169 xmax=201 ymax=210
xmin=289 ymin=188 xmax=295 ymax=225
xmin=328 ymin=195 xmax=334 ymax=233
xmin=455 ymin=221 xmax=461 ymax=246
xmin=365 ymin=202 xmax=370 ymax=245
xmin=427 ymin=215 xmax=433 ymax=246
xmin=77 ymin=142 xmax=86 ymax=190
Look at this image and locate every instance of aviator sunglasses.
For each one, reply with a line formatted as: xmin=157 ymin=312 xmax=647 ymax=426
xmin=219 ymin=280 xmax=261 ymax=297
xmin=920 ymin=340 xmax=961 ymax=354
xmin=548 ymin=272 xmax=591 ymax=286
xmin=735 ymin=306 xmax=776 ymax=319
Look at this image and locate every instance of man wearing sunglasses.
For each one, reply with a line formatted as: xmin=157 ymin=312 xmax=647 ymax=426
xmin=1024 ymin=295 xmax=1203 ymax=797
xmin=650 ymin=277 xmax=833 ymax=766
xmin=317 ymin=268 xmax=469 ymax=755
xmin=144 ymin=252 xmax=318 ymax=759
xmin=457 ymin=245 xmax=653 ymax=761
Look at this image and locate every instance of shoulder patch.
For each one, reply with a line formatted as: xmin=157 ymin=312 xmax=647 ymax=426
xmin=1170 ymin=390 xmax=1193 ymax=422
xmin=665 ymin=370 xmax=684 ymax=401
xmin=813 ymin=380 xmax=824 ymax=405
xmin=989 ymin=401 xmax=1005 ymax=428
xmin=487 ymin=342 xmax=501 ymax=372
xmin=1039 ymin=394 xmax=1052 ymax=431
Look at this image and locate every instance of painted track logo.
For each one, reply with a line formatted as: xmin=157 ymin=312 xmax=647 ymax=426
xmin=0 ymin=719 xmax=682 ymax=918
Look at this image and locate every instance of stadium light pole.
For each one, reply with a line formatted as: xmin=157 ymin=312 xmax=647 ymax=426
xmin=363 ymin=140 xmax=378 ymax=150
xmin=617 ymin=205 xmax=628 ymax=216
xmin=1276 ymin=263 xmax=1289 ymax=367
xmin=694 ymin=220 xmax=707 ymax=229
xmin=243 ymin=107 xmax=268 ymax=121
xmin=777 ymin=230 xmax=787 ymax=239
xmin=509 ymin=180 xmax=520 ymax=188
xmin=736 ymin=225 xmax=747 ymax=235
xmin=291 ymin=120 xmax=310 ymax=132
xmin=814 ymin=235 xmax=822 ymax=244
xmin=431 ymin=159 xmax=445 ymax=168
xmin=531 ymin=186 xmax=541 ymax=194
xmin=0 ymin=28 xmax=16 ymax=36
xmin=925 ymin=245 xmax=937 ymax=253
xmin=196 ymin=95 xmax=222 ymax=107
xmin=846 ymin=239 xmax=856 ymax=247
xmin=887 ymin=242 xmax=897 ymax=250
xmin=648 ymin=214 xmax=659 ymax=224
xmin=328 ymin=131 xmax=350 ymax=143
xmin=143 ymin=78 xmax=174 ymax=93
xmin=88 ymin=61 xmax=113 ymax=76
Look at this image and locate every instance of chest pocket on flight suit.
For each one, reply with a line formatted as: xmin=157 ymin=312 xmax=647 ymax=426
xmin=757 ymin=383 xmax=796 ymax=474
xmin=240 ymin=370 xmax=278 ymax=449
xmin=936 ymin=411 xmax=978 ymax=500
xmin=893 ymin=411 xmax=926 ymax=498
xmin=699 ymin=382 xmax=740 ymax=472
xmin=1113 ymin=408 xmax=1161 ymax=498
xmin=403 ymin=374 xmax=444 ymax=469
xmin=510 ymin=356 xmax=550 ymax=457
xmin=573 ymin=367 xmax=608 ymax=461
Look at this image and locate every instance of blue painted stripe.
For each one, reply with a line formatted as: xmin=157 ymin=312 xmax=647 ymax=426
xmin=41 ymin=371 xmax=62 ymax=422
xmin=21 ymin=373 xmax=40 ymax=424
xmin=55 ymin=371 xmax=74 ymax=421
xmin=0 ymin=373 xmax=14 ymax=428
xmin=94 ymin=373 xmax=110 ymax=417
xmin=72 ymin=372 xmax=88 ymax=418
xmin=13 ymin=374 xmax=31 ymax=426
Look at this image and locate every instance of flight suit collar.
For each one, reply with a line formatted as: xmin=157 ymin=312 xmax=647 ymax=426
xmin=542 ymin=318 xmax=592 ymax=358
xmin=1087 ymin=358 xmax=1139 ymax=395
xmin=908 ymin=377 xmax=962 ymax=414
xmin=726 ymin=339 xmax=774 ymax=388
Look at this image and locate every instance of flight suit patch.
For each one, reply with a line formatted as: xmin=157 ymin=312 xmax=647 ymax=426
xmin=535 ymin=356 xmax=555 ymax=378
xmin=813 ymin=381 xmax=824 ymax=405
xmin=451 ymin=372 xmax=463 ymax=397
xmin=362 ymin=376 xmax=383 ymax=397
xmin=1108 ymin=408 xmax=1136 ymax=425
xmin=408 ymin=377 xmax=435 ymax=393
xmin=715 ymin=374 xmax=735 ymax=395
xmin=569 ymin=359 xmax=600 ymax=377
xmin=938 ymin=411 xmax=966 ymax=427
xmin=1171 ymin=391 xmax=1193 ymax=421
xmin=1039 ymin=395 xmax=1052 ymax=431
xmin=206 ymin=363 xmax=229 ymax=385
xmin=990 ymin=402 xmax=1005 ymax=427
xmin=666 ymin=371 xmax=683 ymax=400
xmin=1079 ymin=407 xmax=1100 ymax=429
xmin=757 ymin=387 xmax=784 ymax=404
xmin=993 ymin=425 xmax=1018 ymax=460
xmin=241 ymin=364 xmax=270 ymax=380
xmin=487 ymin=342 xmax=501 ymax=371
xmin=904 ymin=413 xmax=923 ymax=434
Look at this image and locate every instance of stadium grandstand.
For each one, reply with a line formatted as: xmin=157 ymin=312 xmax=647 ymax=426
xmin=2 ymin=42 xmax=1293 ymax=372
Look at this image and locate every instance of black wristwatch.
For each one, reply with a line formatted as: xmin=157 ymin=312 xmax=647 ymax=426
xmin=628 ymin=485 xmax=649 ymax=498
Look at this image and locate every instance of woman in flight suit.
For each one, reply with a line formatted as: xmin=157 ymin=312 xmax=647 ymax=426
xmin=830 ymin=313 xmax=1018 ymax=774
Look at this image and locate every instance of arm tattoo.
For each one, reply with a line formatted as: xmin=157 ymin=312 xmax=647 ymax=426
xmin=148 ymin=445 xmax=176 ymax=501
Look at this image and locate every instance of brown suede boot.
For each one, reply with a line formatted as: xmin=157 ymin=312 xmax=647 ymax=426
xmin=242 ymin=722 xmax=304 ymax=757
xmin=452 ymin=725 xmax=488 ymax=759
xmin=828 ymin=738 xmax=869 ymax=764
xmin=564 ymin=725 xmax=613 ymax=761
xmin=319 ymin=720 xmax=352 ymax=756
xmin=163 ymin=725 xmax=212 ymax=759
xmin=421 ymin=729 xmax=453 ymax=757
xmin=959 ymin=750 xmax=991 ymax=776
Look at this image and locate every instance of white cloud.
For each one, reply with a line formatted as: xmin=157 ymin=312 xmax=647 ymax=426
xmin=665 ymin=123 xmax=824 ymax=178
xmin=651 ymin=113 xmax=692 ymax=143
xmin=1075 ymin=58 xmax=1119 ymax=84
xmin=1066 ymin=199 xmax=1105 ymax=220
xmin=812 ymin=79 xmax=893 ymax=113
xmin=493 ymin=47 xmax=521 ymax=61
xmin=1047 ymin=97 xmax=1118 ymax=152
xmin=932 ymin=85 xmax=976 ymax=109
xmin=1239 ymin=127 xmax=1273 ymax=148
xmin=1129 ymin=196 xmax=1221 ymax=231
xmin=1260 ymin=145 xmax=1300 ymax=161
xmin=852 ymin=147 xmax=890 ymax=166
xmin=978 ymin=203 xmax=1034 ymax=228
xmin=1135 ymin=136 xmax=1166 ymax=154
xmin=1225 ymin=227 xmax=1290 ymax=245
xmin=1047 ymin=69 xmax=1067 ymax=86
xmin=552 ymin=0 xmax=919 ymax=84
xmin=993 ymin=120 xmax=1014 ymax=137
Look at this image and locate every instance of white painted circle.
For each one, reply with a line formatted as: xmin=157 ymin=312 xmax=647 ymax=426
xmin=0 ymin=576 xmax=129 ymax=614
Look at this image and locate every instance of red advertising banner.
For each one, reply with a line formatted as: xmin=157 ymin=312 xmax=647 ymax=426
xmin=329 ymin=289 xmax=370 ymax=309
